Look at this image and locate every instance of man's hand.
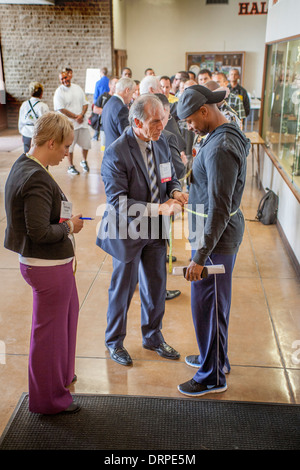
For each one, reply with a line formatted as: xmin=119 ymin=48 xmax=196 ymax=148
xmin=172 ymin=190 xmax=189 ymax=206
xmin=185 ymin=260 xmax=203 ymax=282
xmin=158 ymin=199 xmax=182 ymax=216
xmin=180 ymin=151 xmax=188 ymax=165
xmin=75 ymin=114 xmax=84 ymax=124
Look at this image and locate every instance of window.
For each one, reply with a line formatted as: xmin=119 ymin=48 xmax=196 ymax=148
xmin=262 ymin=37 xmax=300 ymax=192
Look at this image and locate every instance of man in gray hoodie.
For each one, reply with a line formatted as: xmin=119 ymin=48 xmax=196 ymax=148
xmin=176 ymin=85 xmax=250 ymax=397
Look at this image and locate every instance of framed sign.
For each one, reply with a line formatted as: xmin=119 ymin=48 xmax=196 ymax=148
xmin=186 ymin=51 xmax=245 ymax=84
xmin=85 ymin=68 xmax=101 ymax=95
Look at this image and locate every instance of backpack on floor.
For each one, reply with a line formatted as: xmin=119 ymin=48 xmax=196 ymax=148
xmin=256 ymin=188 xmax=279 ymax=225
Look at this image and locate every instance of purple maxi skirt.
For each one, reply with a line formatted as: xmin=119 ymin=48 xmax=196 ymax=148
xmin=20 ymin=261 xmax=79 ymax=414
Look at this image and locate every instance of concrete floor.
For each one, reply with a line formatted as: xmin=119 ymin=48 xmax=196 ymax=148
xmin=0 ymin=128 xmax=299 ymax=436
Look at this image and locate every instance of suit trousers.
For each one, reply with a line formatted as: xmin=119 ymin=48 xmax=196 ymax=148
xmin=190 ymin=252 xmax=237 ymax=386
xmin=20 ymin=261 xmax=79 ymax=414
xmin=105 ymin=238 xmax=167 ymax=349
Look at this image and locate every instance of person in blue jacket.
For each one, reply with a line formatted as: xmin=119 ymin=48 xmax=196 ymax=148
xmin=93 ymin=67 xmax=110 ymax=104
xmin=176 ymin=85 xmax=250 ymax=397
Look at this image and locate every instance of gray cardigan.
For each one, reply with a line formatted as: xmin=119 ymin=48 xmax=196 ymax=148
xmin=4 ymin=154 xmax=74 ymax=260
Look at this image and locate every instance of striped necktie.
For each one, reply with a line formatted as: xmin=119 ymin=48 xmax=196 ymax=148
xmin=146 ymin=143 xmax=160 ymax=203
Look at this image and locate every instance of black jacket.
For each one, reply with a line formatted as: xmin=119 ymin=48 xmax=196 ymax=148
xmin=4 ymin=154 xmax=74 ymax=260
xmin=228 ymin=83 xmax=250 ymax=117
xmin=162 ymin=129 xmax=186 ymax=180
xmin=101 ymin=95 xmax=129 ymax=149
xmin=188 ymin=123 xmax=251 ymax=265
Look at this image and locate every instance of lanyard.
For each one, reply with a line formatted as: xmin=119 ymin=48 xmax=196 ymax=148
xmin=26 ymin=153 xmax=54 ymax=180
xmin=26 ymin=153 xmax=68 ymax=201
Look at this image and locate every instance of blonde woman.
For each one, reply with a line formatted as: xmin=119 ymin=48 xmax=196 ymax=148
xmin=5 ymin=112 xmax=84 ymax=414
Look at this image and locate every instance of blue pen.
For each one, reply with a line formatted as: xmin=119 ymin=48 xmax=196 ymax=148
xmin=79 ymin=217 xmax=94 ymax=220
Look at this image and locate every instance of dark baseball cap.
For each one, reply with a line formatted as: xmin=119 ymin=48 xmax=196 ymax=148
xmin=177 ymin=84 xmax=226 ymax=119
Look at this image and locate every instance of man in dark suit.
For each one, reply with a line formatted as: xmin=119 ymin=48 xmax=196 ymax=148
xmin=101 ymin=77 xmax=136 ymax=149
xmin=96 ymin=94 xmax=188 ymax=366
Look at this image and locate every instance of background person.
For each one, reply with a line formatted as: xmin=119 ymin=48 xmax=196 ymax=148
xmin=53 ymin=69 xmax=91 ymax=175
xmin=121 ymin=67 xmax=133 ymax=78
xmin=18 ymin=82 xmax=49 ymax=153
xmin=93 ymin=67 xmax=110 ymax=104
xmin=91 ymin=76 xmax=118 ymax=143
xmin=101 ymin=77 xmax=136 ymax=149
xmin=4 ymin=112 xmax=84 ymax=414
xmin=228 ymin=68 xmax=250 ymax=118
xmin=197 ymin=69 xmax=212 ymax=85
xmin=213 ymin=72 xmax=246 ymax=126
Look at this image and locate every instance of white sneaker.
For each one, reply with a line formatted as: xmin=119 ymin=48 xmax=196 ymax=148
xmin=68 ymin=165 xmax=79 ymax=175
xmin=80 ymin=160 xmax=89 ymax=172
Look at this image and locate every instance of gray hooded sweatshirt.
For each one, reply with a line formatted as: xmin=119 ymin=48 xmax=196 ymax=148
xmin=188 ymin=122 xmax=251 ymax=266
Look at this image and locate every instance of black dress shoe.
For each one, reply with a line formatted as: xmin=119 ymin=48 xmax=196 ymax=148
xmin=61 ymin=401 xmax=81 ymax=414
xmin=67 ymin=374 xmax=77 ymax=387
xmin=165 ymin=289 xmax=181 ymax=300
xmin=166 ymin=255 xmax=177 ymax=263
xmin=143 ymin=342 xmax=180 ymax=360
xmin=106 ymin=343 xmax=132 ymax=366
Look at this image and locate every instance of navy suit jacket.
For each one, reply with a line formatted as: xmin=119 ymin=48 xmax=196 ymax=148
xmin=101 ymin=94 xmax=129 ymax=149
xmin=96 ymin=126 xmax=182 ymax=263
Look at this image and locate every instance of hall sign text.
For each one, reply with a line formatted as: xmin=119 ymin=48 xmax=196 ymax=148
xmin=238 ymin=2 xmax=268 ymax=15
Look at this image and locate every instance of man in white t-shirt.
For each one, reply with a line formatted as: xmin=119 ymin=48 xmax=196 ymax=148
xmin=53 ymin=70 xmax=91 ymax=175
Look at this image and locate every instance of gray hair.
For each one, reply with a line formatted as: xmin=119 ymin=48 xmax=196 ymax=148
xmin=115 ymin=77 xmax=136 ymax=93
xmin=139 ymin=75 xmax=161 ymax=95
xmin=129 ymin=93 xmax=163 ymax=127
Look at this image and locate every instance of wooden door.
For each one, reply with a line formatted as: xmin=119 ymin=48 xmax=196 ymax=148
xmin=114 ymin=49 xmax=127 ymax=77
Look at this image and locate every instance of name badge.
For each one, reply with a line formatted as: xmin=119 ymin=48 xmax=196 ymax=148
xmin=60 ymin=201 xmax=72 ymax=221
xmin=160 ymin=162 xmax=172 ymax=183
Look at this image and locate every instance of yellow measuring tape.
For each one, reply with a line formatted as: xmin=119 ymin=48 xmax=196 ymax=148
xmin=179 ymin=168 xmax=192 ymax=183
xmin=184 ymin=207 xmax=239 ymax=218
xmin=168 ymin=205 xmax=239 ymax=273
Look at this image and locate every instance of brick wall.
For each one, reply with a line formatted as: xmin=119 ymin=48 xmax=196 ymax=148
xmin=0 ymin=0 xmax=113 ymax=128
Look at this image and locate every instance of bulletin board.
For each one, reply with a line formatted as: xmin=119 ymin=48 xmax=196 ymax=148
xmin=185 ymin=51 xmax=245 ymax=83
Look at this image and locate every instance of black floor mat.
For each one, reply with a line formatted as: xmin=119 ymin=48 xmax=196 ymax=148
xmin=0 ymin=393 xmax=299 ymax=450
